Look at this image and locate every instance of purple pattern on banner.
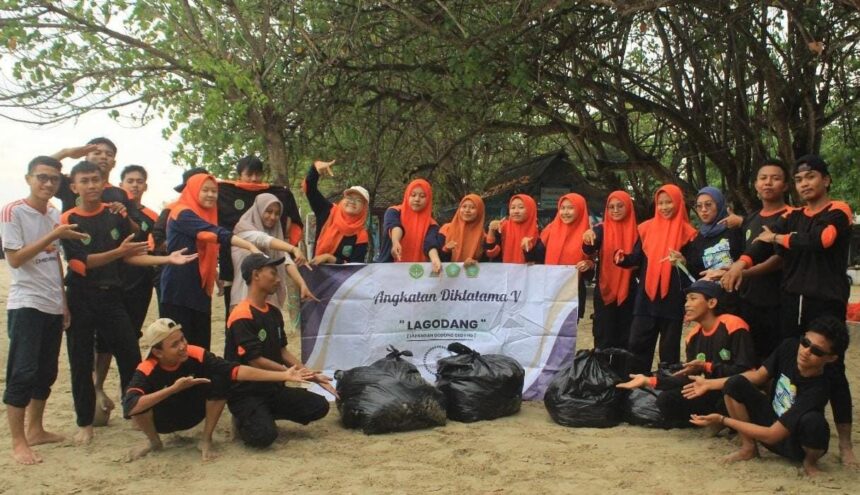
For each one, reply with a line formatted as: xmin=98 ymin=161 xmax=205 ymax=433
xmin=522 ymin=307 xmax=578 ymax=400
xmin=299 ymin=264 xmax=365 ymax=362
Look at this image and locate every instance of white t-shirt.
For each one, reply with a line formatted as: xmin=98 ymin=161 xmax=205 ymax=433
xmin=0 ymin=199 xmax=64 ymax=314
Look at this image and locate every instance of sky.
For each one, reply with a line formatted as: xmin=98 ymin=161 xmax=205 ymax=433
xmin=0 ymin=110 xmax=183 ymax=211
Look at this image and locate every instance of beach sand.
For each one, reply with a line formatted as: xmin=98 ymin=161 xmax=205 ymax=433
xmin=0 ymin=261 xmax=858 ymax=494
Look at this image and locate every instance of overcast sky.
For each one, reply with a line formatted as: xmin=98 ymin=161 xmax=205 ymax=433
xmin=0 ymin=110 xmax=183 ymax=211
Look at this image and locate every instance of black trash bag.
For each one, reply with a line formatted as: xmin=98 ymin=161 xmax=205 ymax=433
xmin=624 ymin=388 xmax=668 ymax=428
xmin=334 ymin=346 xmax=447 ymax=434
xmin=435 ymin=342 xmax=525 ymax=423
xmin=544 ymin=348 xmax=628 ymax=428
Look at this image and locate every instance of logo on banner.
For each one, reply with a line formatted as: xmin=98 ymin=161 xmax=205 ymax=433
xmin=409 ymin=264 xmax=424 ymax=279
xmin=445 ymin=264 xmax=461 ymax=277
xmin=465 ymin=264 xmax=480 ymax=278
xmin=422 ymin=345 xmax=450 ymax=374
xmin=234 ymin=199 xmax=245 ymax=210
xmin=258 ymin=329 xmax=267 ymax=341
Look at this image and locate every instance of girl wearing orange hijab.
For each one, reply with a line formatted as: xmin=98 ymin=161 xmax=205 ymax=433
xmin=582 ymin=191 xmax=639 ymax=350
xmin=539 ymin=193 xmax=594 ymax=320
xmin=436 ymin=194 xmax=486 ymax=265
xmin=304 ymin=160 xmax=369 ymax=264
xmin=485 ymin=194 xmax=540 ymax=264
xmin=615 ymin=184 xmax=697 ymax=374
xmin=161 ymin=173 xmax=261 ymax=350
xmin=375 ymin=179 xmax=441 ymax=272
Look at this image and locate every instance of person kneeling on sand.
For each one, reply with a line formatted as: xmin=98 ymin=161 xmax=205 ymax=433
xmin=688 ymin=315 xmax=849 ymax=476
xmin=616 ymin=280 xmax=755 ymax=424
xmin=122 ymin=318 xmax=313 ymax=461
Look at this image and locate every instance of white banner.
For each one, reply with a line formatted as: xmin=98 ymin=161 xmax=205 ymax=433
xmin=300 ymin=263 xmax=578 ymax=400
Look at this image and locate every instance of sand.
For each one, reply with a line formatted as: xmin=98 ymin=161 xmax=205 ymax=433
xmin=0 ymin=261 xmax=858 ymax=494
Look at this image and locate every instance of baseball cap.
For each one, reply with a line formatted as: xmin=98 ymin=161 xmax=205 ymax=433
xmin=236 ymin=156 xmax=264 ymax=176
xmin=241 ymin=253 xmax=284 ymax=283
xmin=684 ymin=280 xmax=722 ymax=299
xmin=793 ymin=154 xmax=830 ymax=176
xmin=174 ymin=167 xmax=209 ymax=192
xmin=141 ymin=318 xmax=182 ymax=357
xmin=343 ymin=185 xmax=370 ymax=204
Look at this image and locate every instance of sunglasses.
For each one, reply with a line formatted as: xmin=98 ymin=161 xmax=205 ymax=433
xmin=31 ymin=173 xmax=62 ymax=185
xmin=800 ymin=336 xmax=831 ymax=357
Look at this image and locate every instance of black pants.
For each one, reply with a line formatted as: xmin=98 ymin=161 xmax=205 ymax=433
xmin=738 ymin=299 xmax=781 ymax=365
xmin=67 ymin=286 xmax=141 ymax=427
xmin=656 ymin=387 xmax=726 ymax=423
xmin=3 ymin=308 xmax=63 ymax=408
xmin=592 ymin=294 xmax=634 ymax=351
xmin=627 ymin=316 xmax=682 ymax=374
xmin=780 ymin=292 xmax=851 ymax=425
xmin=724 ymin=375 xmax=829 ymax=461
xmin=149 ymin=381 xmax=230 ymax=434
xmin=229 ymin=387 xmax=329 ymax=448
xmin=123 ymin=281 xmax=154 ymax=337
xmin=160 ymin=303 xmax=212 ymax=351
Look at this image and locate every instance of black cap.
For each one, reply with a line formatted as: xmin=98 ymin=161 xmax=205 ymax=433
xmin=240 ymin=253 xmax=284 ymax=283
xmin=684 ymin=280 xmax=722 ymax=299
xmin=174 ymin=167 xmax=209 ymax=192
xmin=793 ymin=154 xmax=829 ymax=177
xmin=236 ymin=156 xmax=264 ymax=176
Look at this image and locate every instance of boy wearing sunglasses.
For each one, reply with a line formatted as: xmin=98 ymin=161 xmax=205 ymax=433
xmin=687 ymin=316 xmax=849 ymax=476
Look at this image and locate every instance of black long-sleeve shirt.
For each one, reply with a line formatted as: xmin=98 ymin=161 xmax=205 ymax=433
xmin=304 ymin=166 xmax=368 ymax=263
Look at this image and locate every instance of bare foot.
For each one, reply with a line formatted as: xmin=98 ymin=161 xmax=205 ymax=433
xmin=723 ymin=448 xmax=758 ymax=463
xmin=12 ymin=442 xmax=42 ymax=465
xmin=27 ymin=429 xmax=65 ymax=446
xmin=198 ymin=440 xmax=219 ymax=462
xmin=802 ymin=459 xmax=822 ymax=477
xmin=840 ymin=445 xmax=859 ymax=468
xmin=125 ymin=438 xmax=163 ymax=462
xmin=74 ymin=426 xmax=94 ymax=445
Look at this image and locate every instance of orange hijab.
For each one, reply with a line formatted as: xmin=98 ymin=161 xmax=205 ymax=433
xmin=391 ymin=179 xmax=437 ymax=262
xmin=315 ymin=195 xmax=369 ymax=257
xmin=439 ymin=194 xmax=485 ymax=262
xmin=500 ymin=194 xmax=539 ymax=264
xmin=599 ymin=191 xmax=638 ymax=305
xmin=541 ymin=193 xmax=590 ymax=265
xmin=169 ymin=174 xmax=220 ymax=297
xmin=639 ymin=184 xmax=697 ymax=301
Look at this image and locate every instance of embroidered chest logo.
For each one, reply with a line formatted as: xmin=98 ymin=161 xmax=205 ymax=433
xmin=258 ymin=328 xmax=267 ymax=341
xmin=341 ymin=244 xmax=353 ymax=257
xmin=110 ymin=228 xmax=120 ymax=240
xmin=719 ymin=348 xmax=731 ymax=361
xmin=234 ymin=199 xmax=245 ymax=211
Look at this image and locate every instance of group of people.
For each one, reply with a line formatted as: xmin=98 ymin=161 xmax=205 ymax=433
xmin=1 ymin=139 xmax=856 ymax=476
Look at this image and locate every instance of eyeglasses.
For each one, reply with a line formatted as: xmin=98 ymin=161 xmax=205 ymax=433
xmin=31 ymin=174 xmax=62 ymax=185
xmin=800 ymin=336 xmax=831 ymax=357
xmin=695 ymin=202 xmax=716 ymax=210
xmin=343 ymin=197 xmax=363 ymax=205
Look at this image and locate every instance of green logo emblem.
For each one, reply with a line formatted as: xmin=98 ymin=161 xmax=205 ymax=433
xmin=465 ymin=264 xmax=480 ymax=278
xmin=258 ymin=329 xmax=267 ymax=341
xmin=719 ymin=348 xmax=731 ymax=361
xmin=696 ymin=352 xmax=707 ymax=362
xmin=234 ymin=199 xmax=245 ymax=211
xmin=110 ymin=228 xmax=120 ymax=240
xmin=342 ymin=245 xmax=353 ymax=257
xmin=409 ymin=264 xmax=424 ymax=279
xmin=81 ymin=235 xmax=92 ymax=246
xmin=745 ymin=229 xmax=751 ymax=241
xmin=141 ymin=221 xmax=150 ymax=232
xmin=445 ymin=264 xmax=461 ymax=277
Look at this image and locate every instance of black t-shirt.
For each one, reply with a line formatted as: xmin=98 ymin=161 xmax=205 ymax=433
xmin=60 ymin=204 xmax=132 ymax=288
xmin=616 ymin=238 xmax=694 ymax=319
xmin=55 ymin=176 xmax=131 ymax=213
xmin=686 ymin=227 xmax=743 ymax=280
xmin=225 ymin=300 xmax=288 ymax=395
xmin=746 ymin=201 xmax=852 ymax=304
xmin=121 ymin=204 xmax=159 ymax=291
xmin=762 ymin=339 xmax=830 ymax=433
xmin=122 ymin=345 xmax=239 ymax=417
xmin=738 ymin=208 xmax=787 ymax=307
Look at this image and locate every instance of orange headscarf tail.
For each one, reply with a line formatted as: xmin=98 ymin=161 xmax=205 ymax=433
xmin=599 ymin=191 xmax=638 ymax=305
xmin=500 ymin=194 xmax=539 ymax=264
xmin=540 ymin=193 xmax=590 ymax=265
xmin=640 ymin=184 xmax=697 ymax=300
xmin=395 ymin=179 xmax=437 ymax=262
xmin=439 ymin=194 xmax=485 ymax=262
